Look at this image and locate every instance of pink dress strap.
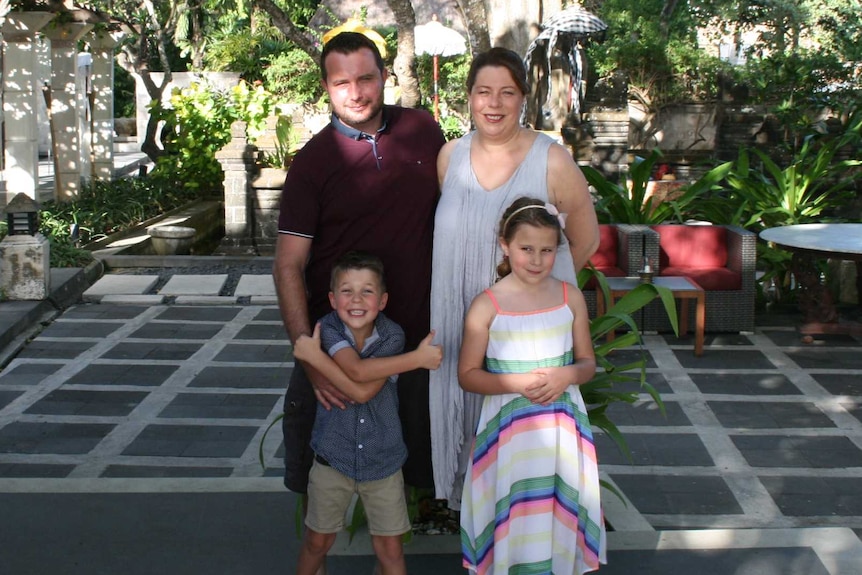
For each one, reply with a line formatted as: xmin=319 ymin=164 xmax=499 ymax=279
xmin=484 ymin=289 xmax=503 ymax=312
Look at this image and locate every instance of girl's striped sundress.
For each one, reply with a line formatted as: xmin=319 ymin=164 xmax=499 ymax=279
xmin=461 ymin=282 xmax=607 ymax=574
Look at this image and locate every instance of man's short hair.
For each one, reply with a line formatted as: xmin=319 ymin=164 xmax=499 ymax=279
xmin=320 ymin=31 xmax=385 ymax=82
xmin=330 ymin=251 xmax=387 ymax=293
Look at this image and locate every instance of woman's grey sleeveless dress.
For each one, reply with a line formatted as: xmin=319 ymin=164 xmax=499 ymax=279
xmin=429 ymin=131 xmax=577 ymax=507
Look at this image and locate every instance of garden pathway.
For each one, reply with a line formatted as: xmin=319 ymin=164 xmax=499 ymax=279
xmin=0 ymin=266 xmax=861 ymax=573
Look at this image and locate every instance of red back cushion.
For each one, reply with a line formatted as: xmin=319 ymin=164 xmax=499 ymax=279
xmin=652 ymin=225 xmax=728 ymax=268
xmin=588 ymin=225 xmax=618 ymax=268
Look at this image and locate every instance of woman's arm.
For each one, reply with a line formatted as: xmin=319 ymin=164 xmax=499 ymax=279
xmin=546 ymin=143 xmax=600 ymax=271
xmin=457 ymin=293 xmax=540 ymax=395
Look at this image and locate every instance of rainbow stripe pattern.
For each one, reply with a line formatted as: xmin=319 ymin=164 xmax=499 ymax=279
xmin=461 ymin=292 xmax=606 ymax=574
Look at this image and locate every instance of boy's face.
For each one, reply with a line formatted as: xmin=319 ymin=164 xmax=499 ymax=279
xmin=328 ymin=268 xmax=388 ymax=335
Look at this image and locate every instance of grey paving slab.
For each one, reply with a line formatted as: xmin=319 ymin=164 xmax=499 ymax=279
xmin=760 ymin=476 xmax=862 ymax=516
xmin=16 ymin=340 xmax=97 ymax=359
xmin=157 ymin=392 xmax=278 ymax=419
xmin=610 ymin=474 xmax=744 ymax=515
xmin=64 ymin=363 xmax=179 ymax=386
xmin=708 ymin=401 xmax=836 ymax=429
xmin=0 ymin=362 xmax=62 ymax=385
xmin=609 ymin=372 xmax=673 ymax=395
xmin=233 ymin=323 xmax=287 ymax=340
xmin=0 ymin=390 xmax=23 ymax=409
xmin=154 ymin=306 xmax=242 ymax=322
xmin=100 ymin=465 xmax=234 ymax=478
xmin=213 ymin=343 xmax=291 ymax=363
xmin=690 ymin=372 xmax=802 ymax=395
xmin=811 ymin=374 xmax=862 ymax=396
xmin=159 ymin=274 xmax=228 ymax=296
xmin=0 ymin=421 xmax=115 ymax=454
xmin=674 ymin=348 xmax=777 ymax=369
xmin=38 ymin=321 xmax=123 ymax=338
xmin=731 ymin=435 xmax=862 ymax=468
xmin=61 ymin=304 xmax=150 ymax=320
xmin=188 ymin=366 xmax=289 ymax=389
xmin=0 ymin=462 xmax=75 ymax=478
xmin=250 ymin=295 xmax=279 ymax=305
xmin=83 ymin=275 xmax=159 ymax=298
xmin=99 ymin=294 xmax=167 ymax=305
xmin=128 ymin=322 xmax=224 ymax=340
xmin=101 ymin=342 xmax=203 ymax=360
xmin=842 ymin=402 xmax=862 ymax=425
xmin=596 ymin=433 xmax=715 ymax=466
xmin=173 ymin=295 xmax=239 ymax=305
xmin=121 ymin=424 xmax=258 ymax=457
xmin=604 ymin=400 xmax=691 ymax=426
xmin=235 ymin=274 xmax=276 ymax=296
xmin=24 ymin=390 xmax=149 ymax=417
xmin=252 ymin=308 xmax=283 ymax=321
xmin=785 ymin=349 xmax=862 ymax=370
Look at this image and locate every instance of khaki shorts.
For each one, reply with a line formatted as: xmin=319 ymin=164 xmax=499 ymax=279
xmin=305 ymin=458 xmax=411 ymax=537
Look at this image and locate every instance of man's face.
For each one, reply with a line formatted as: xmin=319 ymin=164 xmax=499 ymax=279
xmin=322 ymin=47 xmax=387 ymax=134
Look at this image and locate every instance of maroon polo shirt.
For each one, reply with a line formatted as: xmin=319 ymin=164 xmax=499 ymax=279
xmin=278 ymin=106 xmax=445 ymax=348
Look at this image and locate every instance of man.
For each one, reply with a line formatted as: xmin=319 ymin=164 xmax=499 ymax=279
xmin=274 ymin=31 xmax=445 ymax=505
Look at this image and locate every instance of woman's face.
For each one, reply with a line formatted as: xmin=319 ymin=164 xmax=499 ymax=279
xmin=469 ymin=65 xmax=525 ymax=136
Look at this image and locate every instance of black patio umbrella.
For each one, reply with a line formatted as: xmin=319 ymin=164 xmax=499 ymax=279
xmin=524 ymin=6 xmax=608 ymax=120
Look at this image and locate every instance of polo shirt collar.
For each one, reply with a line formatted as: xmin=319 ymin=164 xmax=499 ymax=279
xmin=341 ymin=320 xmax=381 ymax=354
xmin=330 ymin=108 xmax=389 ymax=141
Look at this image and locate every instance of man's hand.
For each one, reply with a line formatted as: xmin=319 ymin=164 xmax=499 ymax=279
xmin=414 ymin=330 xmax=443 ymax=370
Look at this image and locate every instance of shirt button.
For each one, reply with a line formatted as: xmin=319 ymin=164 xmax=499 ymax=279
xmin=358 ymin=444 xmax=364 ymax=449
xmin=360 ymin=418 xmax=365 ymax=424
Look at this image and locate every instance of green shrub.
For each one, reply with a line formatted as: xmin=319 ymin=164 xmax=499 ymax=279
xmin=150 ymin=80 xmax=285 ymax=195
xmin=38 ymin=176 xmax=199 ymax=267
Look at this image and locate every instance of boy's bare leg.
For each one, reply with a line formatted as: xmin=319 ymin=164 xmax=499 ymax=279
xmin=296 ymin=528 xmax=335 ymax=575
xmin=370 ymin=534 xmax=406 ymax=575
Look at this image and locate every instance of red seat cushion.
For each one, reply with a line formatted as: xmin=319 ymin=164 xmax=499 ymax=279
xmin=661 ymin=266 xmax=742 ymax=291
xmin=587 ymin=225 xmax=618 ymax=269
xmin=652 ymin=225 xmax=728 ymax=269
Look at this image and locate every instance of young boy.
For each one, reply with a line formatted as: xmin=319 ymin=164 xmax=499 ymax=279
xmin=291 ymin=251 xmax=442 ymax=575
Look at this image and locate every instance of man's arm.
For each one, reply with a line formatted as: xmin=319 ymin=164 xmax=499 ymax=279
xmin=273 ymin=233 xmax=350 ymax=409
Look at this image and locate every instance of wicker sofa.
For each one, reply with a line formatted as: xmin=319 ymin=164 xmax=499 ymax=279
xmin=642 ymin=224 xmax=758 ymax=333
xmin=583 ymin=224 xmax=656 ymax=317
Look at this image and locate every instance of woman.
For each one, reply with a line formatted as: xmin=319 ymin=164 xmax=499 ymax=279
xmin=429 ymin=47 xmax=600 ymax=508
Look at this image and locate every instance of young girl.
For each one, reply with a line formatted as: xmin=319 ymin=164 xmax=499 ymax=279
xmin=458 ymin=197 xmax=607 ymax=574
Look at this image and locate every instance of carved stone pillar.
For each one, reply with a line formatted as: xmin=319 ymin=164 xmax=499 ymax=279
xmin=1 ymin=12 xmax=54 ymax=205
xmin=44 ymin=21 xmax=93 ymax=202
xmin=89 ymin=30 xmax=122 ymax=181
xmin=215 ymin=120 xmax=258 ymax=254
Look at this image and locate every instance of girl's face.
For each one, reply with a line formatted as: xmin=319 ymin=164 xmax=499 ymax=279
xmin=469 ymin=65 xmax=526 ymax=137
xmin=501 ymin=223 xmax=558 ymax=284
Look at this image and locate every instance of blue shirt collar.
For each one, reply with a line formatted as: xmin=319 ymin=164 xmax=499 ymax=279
xmin=330 ymin=108 xmax=389 ymax=141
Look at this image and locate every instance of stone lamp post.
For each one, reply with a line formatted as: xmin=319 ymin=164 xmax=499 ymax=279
xmin=0 ymin=193 xmax=51 ymax=300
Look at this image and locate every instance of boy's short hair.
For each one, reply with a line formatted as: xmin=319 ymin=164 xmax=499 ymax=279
xmin=329 ymin=251 xmax=387 ymax=292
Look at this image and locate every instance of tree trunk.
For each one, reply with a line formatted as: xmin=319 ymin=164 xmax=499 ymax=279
xmin=255 ymin=0 xmax=321 ymax=61
xmin=456 ymin=0 xmax=492 ymax=56
xmin=386 ymin=0 xmax=421 ymax=108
